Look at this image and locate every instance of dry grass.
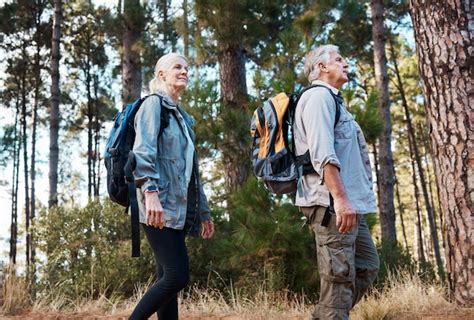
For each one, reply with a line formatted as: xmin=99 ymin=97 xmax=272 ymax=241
xmin=180 ymin=283 xmax=311 ymax=319
xmin=1 ymin=265 xmax=30 ymax=316
xmin=350 ymin=271 xmax=470 ymax=320
xmin=1 ymin=269 xmax=472 ymax=319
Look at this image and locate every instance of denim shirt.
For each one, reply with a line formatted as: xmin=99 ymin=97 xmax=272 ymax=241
xmin=132 ymin=94 xmax=211 ymax=235
xmin=294 ymin=80 xmax=377 ymax=214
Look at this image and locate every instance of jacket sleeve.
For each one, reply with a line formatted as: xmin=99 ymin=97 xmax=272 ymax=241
xmin=132 ymin=95 xmax=162 ymax=192
xmin=300 ymin=88 xmax=341 ymax=184
xmin=198 ymin=179 xmax=211 ymax=221
xmin=195 ymin=156 xmax=211 ymax=221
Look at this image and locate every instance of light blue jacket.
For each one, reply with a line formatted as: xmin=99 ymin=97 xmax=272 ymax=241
xmin=294 ymin=80 xmax=376 ymax=213
xmin=132 ymin=94 xmax=211 ymax=236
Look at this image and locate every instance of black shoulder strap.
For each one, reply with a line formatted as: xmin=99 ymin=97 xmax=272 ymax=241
xmin=297 ymin=84 xmax=341 ymax=128
xmin=126 ymin=93 xmax=166 ymax=258
xmin=141 ymin=93 xmax=171 ymax=138
xmin=295 ymin=85 xmax=342 ymax=219
xmin=159 ymin=106 xmax=170 ymax=138
xmin=124 ymin=152 xmax=140 ymax=257
xmin=294 ymin=84 xmax=344 ymax=175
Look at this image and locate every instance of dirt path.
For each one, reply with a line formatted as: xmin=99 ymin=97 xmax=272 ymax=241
xmin=1 ymin=310 xmax=473 ymax=320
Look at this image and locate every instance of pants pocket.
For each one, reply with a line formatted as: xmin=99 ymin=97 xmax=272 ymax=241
xmin=318 ymin=234 xmax=356 ymax=283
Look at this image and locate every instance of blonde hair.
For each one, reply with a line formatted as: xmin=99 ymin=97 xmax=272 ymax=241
xmin=149 ymin=53 xmax=188 ymax=93
xmin=304 ymin=44 xmax=340 ymax=83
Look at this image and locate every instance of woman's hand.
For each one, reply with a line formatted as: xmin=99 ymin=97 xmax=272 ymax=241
xmin=201 ymin=220 xmax=215 ymax=239
xmin=144 ymin=191 xmax=165 ymax=229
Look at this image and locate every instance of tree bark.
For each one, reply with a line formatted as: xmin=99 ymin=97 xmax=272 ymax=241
xmin=86 ymin=61 xmax=93 ymax=199
xmin=395 ymin=175 xmax=409 ymax=253
xmin=49 ymin=0 xmax=62 ymax=208
xmin=420 ymin=122 xmax=445 ymax=243
xmin=93 ymin=74 xmax=100 ymax=197
xmin=20 ymin=46 xmax=31 ymax=271
xmin=370 ymin=0 xmax=397 ymax=244
xmin=389 ymin=39 xmax=444 ymax=279
xmin=217 ymin=42 xmax=250 ymax=190
xmin=408 ymin=129 xmax=426 ymax=264
xmin=10 ymin=103 xmax=20 ymax=265
xmin=29 ymin=3 xmax=45 ymax=284
xmin=410 ymin=0 xmax=473 ymax=306
xmin=122 ymin=0 xmax=142 ymax=104
xmin=182 ymin=0 xmax=189 ymax=58
xmin=372 ymin=142 xmax=381 ymax=208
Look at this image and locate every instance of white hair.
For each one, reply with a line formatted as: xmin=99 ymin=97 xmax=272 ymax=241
xmin=304 ymin=44 xmax=340 ymax=83
xmin=149 ymin=52 xmax=188 ymax=93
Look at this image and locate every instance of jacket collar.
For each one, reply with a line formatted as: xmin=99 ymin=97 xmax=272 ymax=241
xmin=153 ymin=90 xmax=178 ymax=109
xmin=311 ymin=80 xmax=340 ymax=95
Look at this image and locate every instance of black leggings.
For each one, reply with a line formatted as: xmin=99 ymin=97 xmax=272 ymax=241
xmin=129 ymin=225 xmax=190 ymax=320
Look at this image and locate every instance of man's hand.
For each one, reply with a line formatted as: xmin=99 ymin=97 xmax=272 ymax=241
xmin=324 ymin=164 xmax=357 ymax=233
xmin=201 ymin=220 xmax=215 ymax=239
xmin=145 ymin=191 xmax=165 ymax=229
xmin=333 ymin=197 xmax=357 ymax=233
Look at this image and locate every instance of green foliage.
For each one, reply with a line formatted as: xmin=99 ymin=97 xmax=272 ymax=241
xmin=375 ymin=241 xmax=438 ymax=288
xmin=328 ymin=0 xmax=372 ymax=63
xmin=344 ymin=89 xmax=384 ymax=144
xmin=0 ymin=123 xmax=18 ymax=168
xmin=0 ymin=0 xmax=445 ymax=306
xmin=187 ymin=178 xmax=319 ymax=297
xmin=182 ymin=76 xmax=222 ymax=159
xmin=35 ymin=199 xmax=155 ymax=300
xmin=375 ymin=241 xmax=415 ymax=287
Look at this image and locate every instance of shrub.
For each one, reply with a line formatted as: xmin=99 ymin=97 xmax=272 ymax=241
xmin=35 ymin=199 xmax=155 ymax=302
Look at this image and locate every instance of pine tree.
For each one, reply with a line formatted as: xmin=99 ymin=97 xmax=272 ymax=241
xmin=50 ymin=0 xmax=62 ymax=208
xmin=370 ymin=0 xmax=397 ymax=244
xmin=410 ymin=0 xmax=473 ymax=305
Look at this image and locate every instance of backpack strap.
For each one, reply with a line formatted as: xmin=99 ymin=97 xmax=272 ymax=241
xmin=124 ymin=152 xmax=140 ymax=257
xmin=297 ymin=84 xmax=341 ymax=126
xmin=294 ymin=85 xmax=343 ymax=225
xmin=126 ymin=93 xmax=170 ymax=258
xmin=293 ymin=84 xmax=343 ymax=175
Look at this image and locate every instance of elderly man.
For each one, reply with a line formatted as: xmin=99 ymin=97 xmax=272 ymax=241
xmin=294 ymin=44 xmax=380 ymax=319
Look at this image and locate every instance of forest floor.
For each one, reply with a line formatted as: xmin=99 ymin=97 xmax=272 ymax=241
xmin=1 ymin=310 xmax=474 ymax=320
xmin=2 ymin=271 xmax=474 ymax=320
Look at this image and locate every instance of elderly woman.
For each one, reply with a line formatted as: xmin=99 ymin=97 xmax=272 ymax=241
xmin=129 ymin=53 xmax=215 ymax=320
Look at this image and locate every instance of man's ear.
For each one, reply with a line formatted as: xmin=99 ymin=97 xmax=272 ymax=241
xmin=319 ymin=62 xmax=327 ymax=73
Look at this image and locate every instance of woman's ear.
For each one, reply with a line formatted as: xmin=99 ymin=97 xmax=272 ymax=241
xmin=159 ymin=71 xmax=166 ymax=82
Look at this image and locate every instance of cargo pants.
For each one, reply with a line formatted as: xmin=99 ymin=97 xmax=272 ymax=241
xmin=301 ymin=206 xmax=380 ymax=320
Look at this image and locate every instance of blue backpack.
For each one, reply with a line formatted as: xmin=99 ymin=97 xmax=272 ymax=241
xmin=104 ymin=94 xmax=169 ymax=257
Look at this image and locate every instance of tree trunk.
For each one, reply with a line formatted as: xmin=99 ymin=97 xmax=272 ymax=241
xmin=217 ymin=43 xmax=250 ymax=190
xmin=20 ymin=48 xmax=31 ymax=271
xmin=182 ymin=0 xmax=189 ymax=58
xmin=410 ymin=0 xmax=473 ymax=305
xmin=93 ymin=74 xmax=100 ymax=197
xmin=122 ymin=0 xmax=142 ymax=104
xmin=10 ymin=104 xmax=20 ymax=265
xmin=389 ymin=39 xmax=444 ymax=279
xmin=86 ymin=65 xmax=93 ymax=199
xmin=49 ymin=0 xmax=62 ymax=208
xmin=409 ymin=133 xmax=425 ymax=264
xmin=372 ymin=142 xmax=381 ymax=208
xmin=29 ymin=3 xmax=45 ymax=284
xmin=395 ymin=175 xmax=409 ymax=253
xmin=159 ymin=0 xmax=169 ymax=44
xmin=370 ymin=0 xmax=396 ymax=244
xmin=420 ymin=122 xmax=445 ymax=245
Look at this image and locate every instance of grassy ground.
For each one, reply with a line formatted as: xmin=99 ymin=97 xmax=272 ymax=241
xmin=1 ymin=269 xmax=473 ymax=319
